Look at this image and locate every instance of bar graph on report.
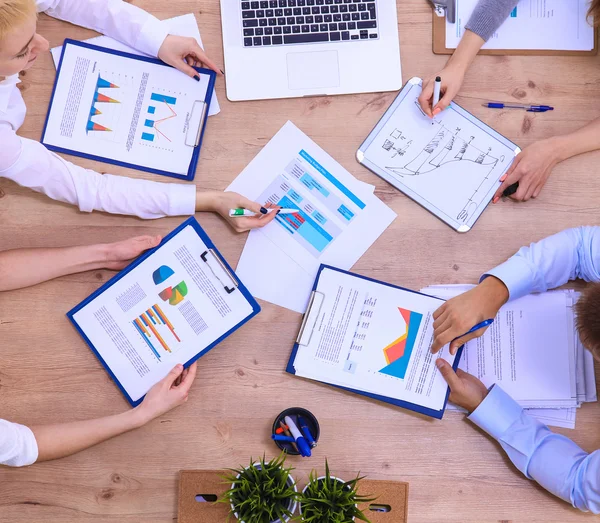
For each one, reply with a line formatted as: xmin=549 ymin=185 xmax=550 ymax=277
xmin=141 ymin=93 xmax=179 ymax=143
xmin=132 ymin=304 xmax=181 ymax=360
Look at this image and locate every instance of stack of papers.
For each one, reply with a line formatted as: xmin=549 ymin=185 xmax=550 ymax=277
xmin=228 ymin=121 xmax=396 ymax=313
xmin=421 ymin=285 xmax=597 ymax=429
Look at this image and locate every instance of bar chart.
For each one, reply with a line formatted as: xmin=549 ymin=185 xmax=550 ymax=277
xmin=141 ymin=93 xmax=179 ymax=143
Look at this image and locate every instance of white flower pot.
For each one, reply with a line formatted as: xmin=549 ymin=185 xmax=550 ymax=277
xmin=230 ymin=463 xmax=298 ymax=523
xmin=299 ymin=476 xmax=356 ymax=522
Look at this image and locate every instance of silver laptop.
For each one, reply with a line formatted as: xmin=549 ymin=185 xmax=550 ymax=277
xmin=220 ymin=0 xmax=402 ymax=101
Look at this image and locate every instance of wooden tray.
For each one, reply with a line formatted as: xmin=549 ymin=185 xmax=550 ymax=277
xmin=178 ymin=470 xmax=409 ymax=522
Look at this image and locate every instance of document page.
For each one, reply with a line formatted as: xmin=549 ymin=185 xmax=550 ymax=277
xmin=71 ymin=225 xmax=254 ymax=403
xmin=446 ymin=0 xmax=595 ymax=51
xmin=228 ymin=121 xmax=396 ymax=313
xmin=43 ymin=42 xmax=211 ymax=175
xmin=360 ymin=80 xmax=517 ymax=230
xmin=292 ymin=268 xmax=457 ymax=413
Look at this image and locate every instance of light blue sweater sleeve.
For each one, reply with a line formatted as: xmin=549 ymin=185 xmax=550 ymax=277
xmin=470 ymin=385 xmax=600 ymax=513
xmin=482 ymin=226 xmax=600 ymax=300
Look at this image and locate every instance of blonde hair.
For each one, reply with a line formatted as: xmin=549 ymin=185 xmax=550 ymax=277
xmin=589 ymin=0 xmax=600 ymax=27
xmin=0 ymin=0 xmax=36 ymax=41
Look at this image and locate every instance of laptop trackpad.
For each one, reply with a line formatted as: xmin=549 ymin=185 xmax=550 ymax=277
xmin=287 ymin=51 xmax=340 ymax=90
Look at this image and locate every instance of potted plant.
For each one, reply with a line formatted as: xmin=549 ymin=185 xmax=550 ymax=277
xmin=223 ymin=454 xmax=299 ymax=523
xmin=297 ymin=461 xmax=374 ymax=523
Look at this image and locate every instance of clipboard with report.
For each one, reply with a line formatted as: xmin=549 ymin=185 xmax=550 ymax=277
xmin=286 ymin=265 xmax=462 ymax=419
xmin=42 ymin=39 xmax=216 ymax=181
xmin=68 ymin=217 xmax=260 ymax=406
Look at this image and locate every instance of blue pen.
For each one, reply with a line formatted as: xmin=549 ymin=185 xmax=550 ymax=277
xmin=297 ymin=415 xmax=317 ymax=448
xmin=272 ymin=434 xmax=296 ymax=443
xmin=483 ymin=103 xmax=554 ymax=113
xmin=451 ymin=318 xmax=494 ymax=345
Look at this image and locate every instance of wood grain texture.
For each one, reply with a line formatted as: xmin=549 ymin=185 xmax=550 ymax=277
xmin=1 ymin=1 xmax=600 ymax=522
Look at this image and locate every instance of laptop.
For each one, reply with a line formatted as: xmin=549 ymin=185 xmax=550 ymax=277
xmin=220 ymin=0 xmax=402 ymax=101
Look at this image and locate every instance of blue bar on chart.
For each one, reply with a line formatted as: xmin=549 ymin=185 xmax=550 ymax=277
xmin=144 ymin=119 xmax=154 ymax=128
xmin=150 ymin=93 xmax=177 ymax=105
xmin=141 ymin=132 xmax=155 ymax=142
xmin=148 ymin=106 xmax=156 ymax=114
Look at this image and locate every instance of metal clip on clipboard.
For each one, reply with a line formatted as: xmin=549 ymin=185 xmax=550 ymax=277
xmin=428 ymin=0 xmax=456 ymax=23
xmin=185 ymin=100 xmax=208 ymax=147
xmin=200 ymin=249 xmax=238 ymax=294
xmin=296 ymin=291 xmax=325 ymax=347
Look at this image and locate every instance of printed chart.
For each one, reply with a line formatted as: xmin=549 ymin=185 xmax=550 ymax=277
xmin=379 ymin=308 xmax=423 ymax=380
xmin=141 ymin=92 xmax=179 ymax=144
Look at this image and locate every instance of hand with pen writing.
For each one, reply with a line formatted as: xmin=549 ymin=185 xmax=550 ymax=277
xmin=435 ymin=359 xmax=488 ymax=413
xmin=431 ymin=276 xmax=509 ymax=355
xmin=158 ymin=35 xmax=223 ymax=79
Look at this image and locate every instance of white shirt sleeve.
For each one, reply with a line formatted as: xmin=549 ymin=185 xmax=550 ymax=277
xmin=0 ymin=420 xmax=38 ymax=467
xmin=36 ymin=0 xmax=169 ymax=57
xmin=0 ymin=127 xmax=196 ymax=219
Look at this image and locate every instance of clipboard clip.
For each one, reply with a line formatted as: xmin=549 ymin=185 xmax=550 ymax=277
xmin=428 ymin=0 xmax=456 ymax=23
xmin=296 ymin=291 xmax=325 ymax=346
xmin=200 ymin=249 xmax=239 ymax=294
xmin=185 ymin=100 xmax=208 ymax=147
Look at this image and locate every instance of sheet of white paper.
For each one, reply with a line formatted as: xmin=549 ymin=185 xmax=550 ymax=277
xmin=360 ymin=80 xmax=517 ymax=230
xmin=422 ymin=286 xmax=576 ymax=406
xmin=228 ymin=121 xmax=396 ymax=313
xmin=43 ymin=42 xmax=211 ymax=175
xmin=526 ymin=408 xmax=577 ymax=430
xmin=446 ymin=0 xmax=595 ymax=51
xmin=71 ymin=225 xmax=253 ymax=403
xmin=50 ymin=13 xmax=220 ymax=116
xmin=292 ymin=268 xmax=457 ymax=413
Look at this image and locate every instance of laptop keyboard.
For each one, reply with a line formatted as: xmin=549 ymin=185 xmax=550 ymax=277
xmin=241 ymin=0 xmax=378 ymax=47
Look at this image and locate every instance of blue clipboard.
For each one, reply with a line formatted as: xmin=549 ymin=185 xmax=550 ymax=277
xmin=356 ymin=77 xmax=521 ymax=233
xmin=41 ymin=39 xmax=216 ymax=181
xmin=286 ymin=264 xmax=463 ymax=419
xmin=67 ymin=217 xmax=260 ymax=407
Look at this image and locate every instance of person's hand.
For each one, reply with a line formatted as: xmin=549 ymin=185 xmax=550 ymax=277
xmin=199 ymin=191 xmax=280 ymax=233
xmin=104 ymin=235 xmax=162 ymax=270
xmin=135 ymin=363 xmax=197 ymax=424
xmin=493 ymin=138 xmax=562 ymax=203
xmin=418 ymin=64 xmax=466 ymax=118
xmin=436 ymin=358 xmax=488 ymax=413
xmin=431 ymin=277 xmax=509 ymax=355
xmin=158 ymin=35 xmax=222 ymax=79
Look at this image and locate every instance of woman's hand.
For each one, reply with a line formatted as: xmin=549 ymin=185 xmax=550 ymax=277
xmin=431 ymin=277 xmax=509 ymax=355
xmin=135 ymin=363 xmax=198 ymax=424
xmin=436 ymin=359 xmax=489 ymax=413
xmin=418 ymin=64 xmax=466 ymax=118
xmin=493 ymin=138 xmax=562 ymax=203
xmin=103 ymin=235 xmax=162 ymax=270
xmin=197 ymin=191 xmax=279 ymax=233
xmin=158 ymin=35 xmax=222 ymax=78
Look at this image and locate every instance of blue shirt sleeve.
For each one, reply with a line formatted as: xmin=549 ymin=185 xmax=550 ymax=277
xmin=481 ymin=226 xmax=600 ymax=300
xmin=469 ymin=385 xmax=600 ymax=513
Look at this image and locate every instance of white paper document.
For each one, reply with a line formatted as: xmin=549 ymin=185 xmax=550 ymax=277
xmin=446 ymin=0 xmax=595 ymax=51
xmin=422 ymin=284 xmax=597 ymax=429
xmin=71 ymin=224 xmax=254 ymax=404
xmin=228 ymin=122 xmax=396 ymax=313
xmin=291 ymin=268 xmax=458 ymax=416
xmin=358 ymin=78 xmax=518 ymax=232
xmin=51 ymin=14 xmax=220 ymax=116
xmin=43 ymin=41 xmax=212 ymax=176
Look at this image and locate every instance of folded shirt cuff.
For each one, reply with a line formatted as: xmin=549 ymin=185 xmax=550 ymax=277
xmin=480 ymin=255 xmax=534 ymax=301
xmin=167 ymin=183 xmax=196 ymax=216
xmin=136 ymin=16 xmax=170 ymax=58
xmin=468 ymin=384 xmax=523 ymax=440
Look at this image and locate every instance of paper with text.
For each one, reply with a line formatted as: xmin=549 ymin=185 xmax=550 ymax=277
xmin=446 ymin=0 xmax=595 ymax=51
xmin=71 ymin=225 xmax=253 ymax=403
xmin=228 ymin=122 xmax=396 ymax=313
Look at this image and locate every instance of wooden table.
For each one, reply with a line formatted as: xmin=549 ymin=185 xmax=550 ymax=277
xmin=1 ymin=2 xmax=600 ymax=522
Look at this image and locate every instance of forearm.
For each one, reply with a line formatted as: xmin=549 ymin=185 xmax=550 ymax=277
xmin=446 ymin=30 xmax=485 ymax=74
xmin=552 ymin=117 xmax=600 ymax=162
xmin=0 ymin=244 xmax=110 ymax=291
xmin=464 ymin=0 xmax=520 ymax=42
xmin=31 ymin=409 xmax=145 ymax=463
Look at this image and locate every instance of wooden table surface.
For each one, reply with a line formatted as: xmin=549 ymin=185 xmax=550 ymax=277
xmin=2 ymin=1 xmax=600 ymax=522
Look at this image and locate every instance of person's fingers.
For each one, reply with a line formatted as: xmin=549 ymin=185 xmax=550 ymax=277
xmin=432 ymin=302 xmax=447 ymax=321
xmin=134 ymin=235 xmax=161 ymax=251
xmin=511 ymin=178 xmax=531 ymax=201
xmin=171 ymin=58 xmax=201 ymax=79
xmin=533 ymin=184 xmax=543 ymax=199
xmin=418 ymin=80 xmax=435 ymax=118
xmin=522 ymin=180 xmax=538 ymax=201
xmin=164 ymin=364 xmax=184 ymax=387
xmin=187 ymin=47 xmax=221 ymax=75
xmin=431 ymin=321 xmax=455 ymax=353
xmin=242 ymin=210 xmax=279 ymax=230
xmin=493 ymin=163 xmax=522 ymax=202
xmin=235 ymin=195 xmax=264 ymax=215
xmin=432 ymin=308 xmax=449 ymax=329
xmin=435 ymin=358 xmax=462 ymax=391
xmin=432 ymin=90 xmax=454 ymax=116
xmin=177 ymin=363 xmax=198 ymax=394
